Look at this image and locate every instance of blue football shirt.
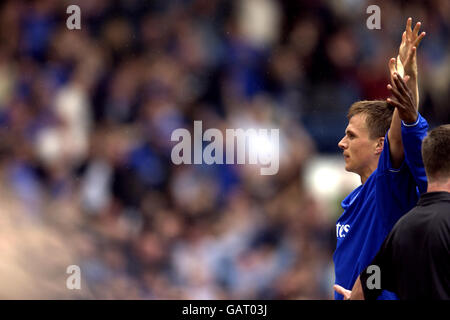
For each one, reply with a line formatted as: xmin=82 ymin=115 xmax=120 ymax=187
xmin=333 ymin=113 xmax=428 ymax=300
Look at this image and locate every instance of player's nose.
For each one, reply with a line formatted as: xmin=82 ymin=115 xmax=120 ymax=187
xmin=338 ymin=136 xmax=347 ymax=150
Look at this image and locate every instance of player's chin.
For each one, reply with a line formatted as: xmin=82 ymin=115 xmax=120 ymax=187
xmin=344 ymin=163 xmax=353 ymax=172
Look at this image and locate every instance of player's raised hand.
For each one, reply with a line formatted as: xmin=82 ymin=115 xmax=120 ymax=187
xmin=388 ymin=57 xmax=411 ymax=96
xmin=387 ymin=72 xmax=418 ymax=124
xmin=398 ymin=18 xmax=426 ymax=79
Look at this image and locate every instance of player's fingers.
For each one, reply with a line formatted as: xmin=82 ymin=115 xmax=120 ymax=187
xmin=412 ymin=21 xmax=421 ymax=37
xmin=388 ymin=83 xmax=406 ymax=105
xmin=392 ymin=72 xmax=406 ymax=90
xmin=393 ymin=77 xmax=408 ymax=100
xmin=386 ymin=97 xmax=404 ymax=110
xmin=392 ymin=74 xmax=413 ymax=105
xmin=414 ymin=32 xmax=426 ymax=47
xmin=389 ymin=58 xmax=397 ymax=75
xmin=406 ymin=17 xmax=412 ymax=36
xmin=394 ymin=73 xmax=410 ymax=95
xmin=333 ymin=285 xmax=351 ymax=300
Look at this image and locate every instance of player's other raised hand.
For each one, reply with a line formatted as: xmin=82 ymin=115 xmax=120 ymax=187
xmin=398 ymin=17 xmax=426 ymax=80
xmin=387 ymin=72 xmax=418 ymax=124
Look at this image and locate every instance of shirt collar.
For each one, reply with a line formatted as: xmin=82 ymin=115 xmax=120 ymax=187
xmin=417 ymin=191 xmax=450 ymax=207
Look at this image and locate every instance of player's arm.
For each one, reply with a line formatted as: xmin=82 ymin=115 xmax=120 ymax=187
xmin=386 ymin=96 xmax=404 ymax=169
xmin=386 ymin=19 xmax=425 ymax=169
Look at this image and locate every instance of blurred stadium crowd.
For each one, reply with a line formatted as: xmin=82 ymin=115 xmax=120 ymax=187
xmin=0 ymin=0 xmax=448 ymax=299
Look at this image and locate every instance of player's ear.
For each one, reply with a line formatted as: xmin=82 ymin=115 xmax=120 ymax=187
xmin=375 ymin=137 xmax=384 ymax=155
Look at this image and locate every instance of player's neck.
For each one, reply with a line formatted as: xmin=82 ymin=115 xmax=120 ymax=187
xmin=360 ymin=164 xmax=377 ymax=185
xmin=427 ymin=179 xmax=450 ymax=193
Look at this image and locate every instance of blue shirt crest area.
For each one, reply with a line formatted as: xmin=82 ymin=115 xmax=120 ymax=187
xmin=333 ymin=114 xmax=428 ymax=300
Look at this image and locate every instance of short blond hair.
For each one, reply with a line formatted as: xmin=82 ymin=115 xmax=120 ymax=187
xmin=347 ymin=100 xmax=394 ymax=139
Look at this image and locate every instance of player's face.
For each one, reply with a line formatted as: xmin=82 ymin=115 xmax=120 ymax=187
xmin=338 ymin=114 xmax=379 ymax=176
